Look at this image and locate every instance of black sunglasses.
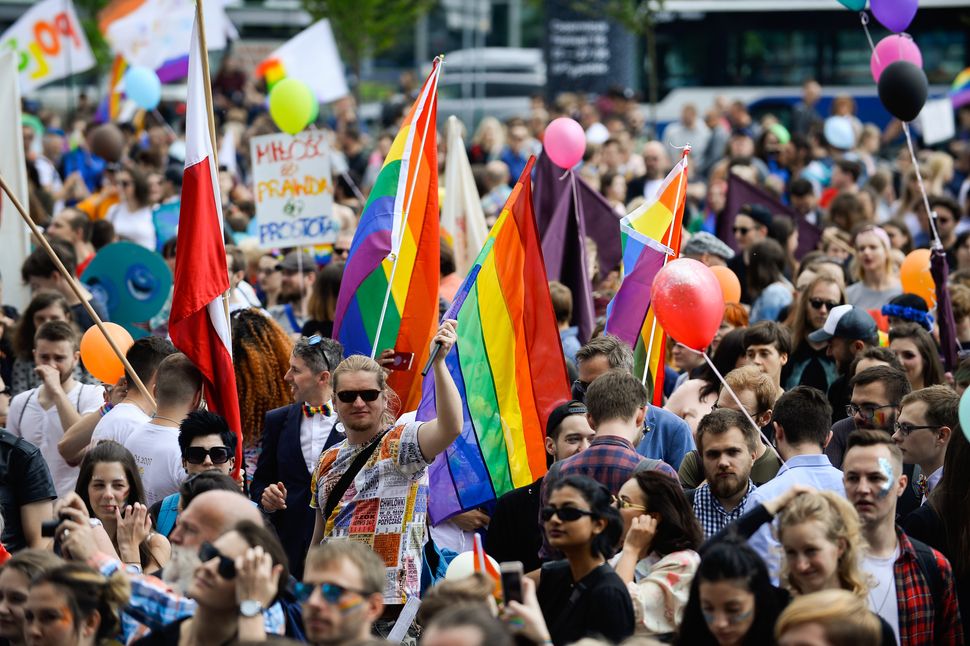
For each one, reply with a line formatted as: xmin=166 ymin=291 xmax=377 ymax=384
xmin=540 ymin=505 xmax=595 ymax=522
xmin=293 ymin=581 xmax=369 ymax=604
xmin=733 ymin=226 xmax=750 ymax=235
xmin=808 ymin=298 xmax=839 ymax=310
xmin=199 ymin=542 xmax=236 ymax=579
xmin=335 ymin=389 xmax=381 ymax=404
xmin=184 ymin=446 xmax=232 ymax=465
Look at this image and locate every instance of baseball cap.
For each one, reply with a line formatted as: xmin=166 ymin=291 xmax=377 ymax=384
xmin=807 ymin=304 xmax=878 ymax=344
xmin=279 ymin=250 xmax=317 ymax=273
xmin=682 ymin=232 xmax=735 ymax=262
xmin=546 ymin=400 xmax=588 ymax=437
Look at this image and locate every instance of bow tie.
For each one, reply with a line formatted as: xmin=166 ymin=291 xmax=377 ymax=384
xmin=915 ymin=474 xmax=928 ymax=497
xmin=302 ymin=402 xmax=332 ymax=418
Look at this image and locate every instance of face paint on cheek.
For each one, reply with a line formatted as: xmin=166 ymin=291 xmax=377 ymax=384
xmin=877 ymin=457 xmax=894 ymax=498
xmin=729 ymin=609 xmax=753 ymax=624
xmin=702 ymin=611 xmax=715 ymax=625
xmin=337 ymin=596 xmax=364 ymax=614
xmin=872 ymin=408 xmax=892 ymax=429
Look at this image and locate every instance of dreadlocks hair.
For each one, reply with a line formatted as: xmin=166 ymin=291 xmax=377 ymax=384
xmin=231 ymin=308 xmax=294 ymax=447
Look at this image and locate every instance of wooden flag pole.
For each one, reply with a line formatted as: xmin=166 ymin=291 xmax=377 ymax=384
xmin=193 ymin=0 xmax=233 ymax=329
xmin=0 ymin=174 xmax=156 ymax=409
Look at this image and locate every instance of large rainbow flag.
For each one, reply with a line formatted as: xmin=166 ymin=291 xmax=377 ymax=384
xmin=417 ymin=157 xmax=570 ymax=524
xmin=332 ymin=59 xmax=442 ymax=412
xmin=605 ymin=151 xmax=689 ymax=404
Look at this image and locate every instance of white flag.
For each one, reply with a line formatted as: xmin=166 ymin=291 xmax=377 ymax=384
xmin=0 ymin=51 xmax=32 ymax=309
xmin=0 ymin=0 xmax=95 ymax=93
xmin=263 ymin=20 xmax=349 ymax=103
xmin=441 ymin=116 xmax=488 ymax=275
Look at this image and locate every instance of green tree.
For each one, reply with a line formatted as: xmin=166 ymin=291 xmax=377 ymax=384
xmin=73 ymin=0 xmax=112 ymax=69
xmin=300 ymin=0 xmax=435 ymax=98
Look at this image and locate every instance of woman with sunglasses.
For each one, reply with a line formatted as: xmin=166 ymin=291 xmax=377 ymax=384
xmin=131 ymin=520 xmax=287 ymax=645
xmin=846 ymin=225 xmax=902 ymax=311
xmin=104 ymin=163 xmax=156 ymax=250
xmin=536 ymin=475 xmax=634 ymax=645
xmin=75 ymin=441 xmax=170 ymax=575
xmin=783 ymin=275 xmax=845 ymax=393
xmin=612 ymin=471 xmax=703 ymax=638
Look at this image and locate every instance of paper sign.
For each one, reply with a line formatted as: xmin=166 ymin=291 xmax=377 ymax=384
xmin=919 ymin=98 xmax=956 ymax=146
xmin=250 ymin=131 xmax=337 ymax=249
xmin=0 ymin=0 xmax=96 ymax=93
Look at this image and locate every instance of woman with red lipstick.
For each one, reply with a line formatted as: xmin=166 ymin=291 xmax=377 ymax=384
xmin=75 ymin=441 xmax=169 ymax=575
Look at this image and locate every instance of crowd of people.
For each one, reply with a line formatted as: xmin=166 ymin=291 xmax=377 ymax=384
xmin=0 ymin=55 xmax=968 ymax=646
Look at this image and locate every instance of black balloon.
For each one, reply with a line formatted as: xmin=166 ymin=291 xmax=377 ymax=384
xmin=877 ymin=60 xmax=928 ymax=122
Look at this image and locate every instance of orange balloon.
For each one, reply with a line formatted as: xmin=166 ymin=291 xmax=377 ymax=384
xmin=80 ymin=323 xmax=134 ymax=384
xmin=710 ymin=265 xmax=742 ymax=303
xmin=899 ymin=248 xmax=936 ymax=308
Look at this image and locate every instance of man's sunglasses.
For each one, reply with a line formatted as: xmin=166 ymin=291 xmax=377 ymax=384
xmin=540 ymin=505 xmax=595 ymax=522
xmin=293 ymin=581 xmax=369 ymax=604
xmin=199 ymin=542 xmax=236 ymax=579
xmin=335 ymin=389 xmax=381 ymax=404
xmin=184 ymin=446 xmax=232 ymax=465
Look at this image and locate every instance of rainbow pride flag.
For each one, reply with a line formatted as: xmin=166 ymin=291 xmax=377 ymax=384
xmin=333 ymin=59 xmax=442 ymax=412
xmin=95 ymin=55 xmax=128 ymax=123
xmin=417 ymin=157 xmax=571 ymax=524
xmin=951 ymin=67 xmax=970 ymax=108
xmin=607 ymin=152 xmax=689 ymax=404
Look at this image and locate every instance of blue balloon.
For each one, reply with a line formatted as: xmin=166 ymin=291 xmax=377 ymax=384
xmin=959 ymin=389 xmax=970 ymax=443
xmin=124 ymin=66 xmax=162 ymax=111
xmin=823 ymin=116 xmax=856 ymax=150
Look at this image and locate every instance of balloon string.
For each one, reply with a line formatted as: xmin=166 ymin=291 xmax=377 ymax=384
xmin=902 ymin=122 xmax=943 ymax=249
xmin=860 ymin=11 xmax=880 ymax=62
xmin=684 ymin=346 xmax=782 ymax=461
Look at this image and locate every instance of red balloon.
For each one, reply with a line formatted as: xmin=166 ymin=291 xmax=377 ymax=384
xmin=651 ymin=258 xmax=724 ymax=351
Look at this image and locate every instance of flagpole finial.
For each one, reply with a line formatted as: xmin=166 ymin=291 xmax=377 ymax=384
xmin=668 ymin=142 xmax=691 ymax=158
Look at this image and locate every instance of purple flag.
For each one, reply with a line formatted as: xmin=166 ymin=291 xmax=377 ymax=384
xmin=931 ymin=247 xmax=959 ymax=371
xmin=719 ymin=174 xmax=821 ymax=260
xmin=533 ymin=153 xmax=622 ymax=342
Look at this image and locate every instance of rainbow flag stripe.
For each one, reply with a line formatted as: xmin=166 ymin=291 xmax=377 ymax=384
xmin=952 ymin=66 xmax=970 ymax=108
xmin=417 ymin=157 xmax=570 ymax=524
xmin=610 ymin=154 xmax=689 ymax=403
xmin=333 ymin=59 xmax=441 ymax=411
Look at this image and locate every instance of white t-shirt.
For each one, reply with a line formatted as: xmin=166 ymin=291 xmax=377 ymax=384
xmin=106 ymin=202 xmax=156 ymax=250
xmin=123 ymin=422 xmax=185 ymax=506
xmin=7 ymin=383 xmax=105 ymax=497
xmin=299 ymin=410 xmax=339 ymax=473
xmin=863 ymin=547 xmax=900 ymax=645
xmin=90 ymin=402 xmax=151 ymax=447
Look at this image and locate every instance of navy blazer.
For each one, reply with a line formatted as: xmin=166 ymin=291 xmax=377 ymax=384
xmin=251 ymin=403 xmax=344 ymax=580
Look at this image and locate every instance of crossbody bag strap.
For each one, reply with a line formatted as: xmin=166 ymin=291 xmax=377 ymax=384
xmin=321 ymin=429 xmax=391 ymax=526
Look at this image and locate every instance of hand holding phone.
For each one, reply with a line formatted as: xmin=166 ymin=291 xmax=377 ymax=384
xmin=500 ymin=561 xmax=524 ymax=605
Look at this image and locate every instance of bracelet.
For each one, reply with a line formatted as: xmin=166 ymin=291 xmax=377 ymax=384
xmin=124 ymin=563 xmax=143 ymax=574
xmin=99 ymin=403 xmax=114 ymax=417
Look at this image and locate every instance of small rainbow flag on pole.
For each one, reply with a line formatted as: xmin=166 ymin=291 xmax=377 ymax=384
xmin=95 ymin=55 xmax=128 ymax=123
xmin=417 ymin=157 xmax=571 ymax=524
xmin=332 ymin=58 xmax=442 ymax=412
xmin=605 ymin=149 xmax=689 ymax=404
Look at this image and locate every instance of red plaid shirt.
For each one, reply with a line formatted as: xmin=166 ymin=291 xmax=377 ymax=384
xmin=894 ymin=530 xmax=964 ymax=646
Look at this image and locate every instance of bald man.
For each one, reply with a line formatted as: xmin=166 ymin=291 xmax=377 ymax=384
xmin=169 ymin=489 xmax=264 ymax=549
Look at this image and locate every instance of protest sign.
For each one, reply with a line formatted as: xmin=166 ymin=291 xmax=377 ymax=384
xmin=251 ymin=131 xmax=337 ymax=249
xmin=0 ymin=0 xmax=95 ymax=93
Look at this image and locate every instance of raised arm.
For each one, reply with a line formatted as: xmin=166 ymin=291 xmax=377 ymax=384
xmin=417 ymin=320 xmax=463 ymax=462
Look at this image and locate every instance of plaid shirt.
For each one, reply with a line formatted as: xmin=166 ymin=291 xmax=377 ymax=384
xmin=692 ymin=480 xmax=757 ymax=540
xmin=92 ymin=553 xmax=286 ymax=644
xmin=893 ymin=530 xmax=963 ymax=646
xmin=539 ymin=435 xmax=677 ymax=559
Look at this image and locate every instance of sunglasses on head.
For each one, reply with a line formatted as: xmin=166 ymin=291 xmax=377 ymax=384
xmin=199 ymin=542 xmax=236 ymax=579
xmin=335 ymin=389 xmax=381 ymax=404
xmin=293 ymin=581 xmax=369 ymax=604
xmin=540 ymin=505 xmax=595 ymax=522
xmin=808 ymin=298 xmax=839 ymax=310
xmin=184 ymin=446 xmax=231 ymax=465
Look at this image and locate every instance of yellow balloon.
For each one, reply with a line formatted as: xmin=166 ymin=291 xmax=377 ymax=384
xmin=268 ymin=79 xmax=314 ymax=135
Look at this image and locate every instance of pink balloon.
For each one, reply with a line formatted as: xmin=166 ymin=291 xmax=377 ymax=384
xmin=651 ymin=258 xmax=724 ymax=351
xmin=543 ymin=118 xmax=586 ymax=169
xmin=871 ymin=34 xmax=922 ymax=82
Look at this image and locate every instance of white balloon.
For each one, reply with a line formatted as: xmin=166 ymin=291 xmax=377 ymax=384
xmin=444 ymin=550 xmax=499 ymax=581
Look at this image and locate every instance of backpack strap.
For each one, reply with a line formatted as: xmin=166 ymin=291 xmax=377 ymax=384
xmin=17 ymin=390 xmax=36 ymax=431
xmin=322 ymin=429 xmax=391 ymax=527
xmin=156 ymin=494 xmax=180 ymax=537
xmin=909 ymin=537 xmax=944 ymax=638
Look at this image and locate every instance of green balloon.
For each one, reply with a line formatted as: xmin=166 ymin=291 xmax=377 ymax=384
xmin=837 ymin=0 xmax=866 ymax=10
xmin=269 ymin=78 xmax=315 ymax=135
xmin=769 ymin=123 xmax=791 ymax=145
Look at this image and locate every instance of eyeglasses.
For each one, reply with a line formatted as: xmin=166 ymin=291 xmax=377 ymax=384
xmin=808 ymin=298 xmax=839 ymax=310
xmin=335 ymin=389 xmax=382 ymax=404
xmin=846 ymin=403 xmax=896 ymax=420
xmin=184 ymin=446 xmax=232 ymax=465
xmin=611 ymin=495 xmax=647 ymax=512
xmin=199 ymin=542 xmax=236 ymax=579
xmin=733 ymin=226 xmax=750 ymax=235
xmin=540 ymin=505 xmax=595 ymax=522
xmin=893 ymin=421 xmax=941 ymax=437
xmin=293 ymin=581 xmax=369 ymax=604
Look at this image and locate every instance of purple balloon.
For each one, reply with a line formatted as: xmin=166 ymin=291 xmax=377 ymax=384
xmin=871 ymin=0 xmax=918 ymax=33
xmin=871 ymin=34 xmax=922 ymax=82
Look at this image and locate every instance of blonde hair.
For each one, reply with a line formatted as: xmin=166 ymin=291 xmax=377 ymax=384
xmin=775 ymin=589 xmax=880 ymax=645
xmin=850 ymin=225 xmax=895 ymax=283
xmin=332 ymin=354 xmax=400 ymax=427
xmin=777 ymin=492 xmax=869 ymax=597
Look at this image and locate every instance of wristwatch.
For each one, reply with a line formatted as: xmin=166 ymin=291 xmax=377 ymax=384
xmin=239 ymin=599 xmax=264 ymax=618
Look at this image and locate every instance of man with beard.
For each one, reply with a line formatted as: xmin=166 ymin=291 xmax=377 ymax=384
xmin=843 ymin=430 xmax=963 ymax=646
xmin=745 ymin=386 xmax=845 ymax=583
xmin=690 ymin=408 xmax=759 ymax=539
xmin=268 ymin=250 xmax=316 ymax=337
xmin=253 ymin=334 xmax=345 ymax=580
xmin=297 ymin=541 xmax=386 ymax=646
xmin=807 ymin=304 xmax=879 ymax=423
xmin=7 ymin=320 xmax=104 ymax=497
